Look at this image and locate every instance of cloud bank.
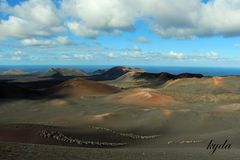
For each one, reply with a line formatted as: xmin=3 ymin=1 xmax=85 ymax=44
xmin=1 ymin=0 xmax=240 ymax=40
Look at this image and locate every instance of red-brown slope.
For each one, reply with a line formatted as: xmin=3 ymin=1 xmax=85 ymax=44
xmin=109 ymin=88 xmax=180 ymax=106
xmin=51 ymin=78 xmax=119 ymax=97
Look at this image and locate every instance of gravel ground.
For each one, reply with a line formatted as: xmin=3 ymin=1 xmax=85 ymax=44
xmin=1 ymin=141 xmax=240 ymax=160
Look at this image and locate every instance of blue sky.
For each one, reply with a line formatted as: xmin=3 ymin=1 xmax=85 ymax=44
xmin=1 ymin=0 xmax=240 ymax=67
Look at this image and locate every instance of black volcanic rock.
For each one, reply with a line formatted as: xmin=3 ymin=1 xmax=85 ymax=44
xmin=104 ymin=69 xmax=204 ymax=88
xmin=137 ymin=72 xmax=176 ymax=80
xmin=128 ymin=72 xmax=177 ymax=86
xmin=0 ymin=82 xmax=41 ymax=99
xmin=137 ymin=72 xmax=203 ymax=81
xmin=92 ymin=68 xmax=109 ymax=75
xmin=88 ymin=66 xmax=204 ymax=82
xmin=89 ymin=66 xmax=144 ymax=81
xmin=176 ymin=73 xmax=203 ymax=79
xmin=98 ymin=66 xmax=130 ymax=80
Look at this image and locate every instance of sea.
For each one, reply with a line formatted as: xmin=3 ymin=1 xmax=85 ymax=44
xmin=0 ymin=65 xmax=240 ymax=76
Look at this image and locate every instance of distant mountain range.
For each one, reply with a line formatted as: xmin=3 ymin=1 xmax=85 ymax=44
xmin=39 ymin=68 xmax=88 ymax=78
xmin=0 ymin=66 xmax=205 ymax=99
xmin=0 ymin=69 xmax=29 ymax=76
xmin=0 ymin=66 xmax=203 ymax=79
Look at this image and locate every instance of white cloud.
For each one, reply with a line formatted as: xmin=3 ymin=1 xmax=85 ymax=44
xmin=167 ymin=51 xmax=185 ymax=59
xmin=125 ymin=45 xmax=142 ymax=52
xmin=11 ymin=50 xmax=26 ymax=61
xmin=62 ymin=0 xmax=137 ymax=37
xmin=12 ymin=50 xmax=24 ymax=56
xmin=2 ymin=0 xmax=240 ymax=40
xmin=21 ymin=36 xmax=74 ymax=46
xmin=206 ymin=51 xmax=219 ymax=59
xmin=55 ymin=36 xmax=73 ymax=45
xmin=143 ymin=0 xmax=240 ymax=38
xmin=60 ymin=55 xmax=72 ymax=59
xmin=60 ymin=54 xmax=93 ymax=60
xmin=62 ymin=0 xmax=240 ymax=38
xmin=105 ymin=49 xmax=223 ymax=62
xmin=122 ymin=52 xmax=149 ymax=59
xmin=73 ymin=54 xmax=93 ymax=60
xmin=106 ymin=47 xmax=152 ymax=60
xmin=67 ymin=21 xmax=99 ymax=38
xmin=21 ymin=39 xmax=55 ymax=46
xmin=108 ymin=53 xmax=118 ymax=59
xmin=0 ymin=0 xmax=64 ymax=40
xmin=106 ymin=48 xmax=186 ymax=61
